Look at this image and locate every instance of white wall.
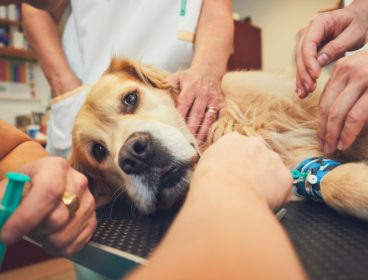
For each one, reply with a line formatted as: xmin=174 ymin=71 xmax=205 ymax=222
xmin=0 ymin=64 xmax=50 ymax=125
xmin=233 ymin=0 xmax=339 ymax=71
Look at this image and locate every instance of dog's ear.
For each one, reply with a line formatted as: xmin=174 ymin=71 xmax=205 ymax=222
xmin=106 ymin=58 xmax=174 ymax=91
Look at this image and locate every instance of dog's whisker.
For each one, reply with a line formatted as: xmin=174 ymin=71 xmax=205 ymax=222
xmin=109 ymin=188 xmax=126 ymax=220
xmin=111 ymin=187 xmax=123 ymax=201
xmin=129 ymin=200 xmax=137 ymax=216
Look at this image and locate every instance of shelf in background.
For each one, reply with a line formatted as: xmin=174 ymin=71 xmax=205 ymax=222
xmin=0 ymin=96 xmax=40 ymax=102
xmin=0 ymin=18 xmax=22 ymax=27
xmin=0 ymin=46 xmax=36 ymax=61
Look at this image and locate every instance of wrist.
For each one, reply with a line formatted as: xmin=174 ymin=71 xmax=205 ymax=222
xmin=189 ymin=169 xmax=268 ymax=208
xmin=48 ymin=73 xmax=82 ymax=97
xmin=190 ymin=62 xmax=226 ymax=80
xmin=350 ymin=0 xmax=368 ymax=20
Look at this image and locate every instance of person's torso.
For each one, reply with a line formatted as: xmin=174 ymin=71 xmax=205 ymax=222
xmin=62 ymin=0 xmax=202 ymax=83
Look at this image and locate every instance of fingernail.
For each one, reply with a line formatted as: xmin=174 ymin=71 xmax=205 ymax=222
xmin=303 ymin=82 xmax=310 ymax=92
xmin=317 ymin=53 xmax=329 ymax=67
xmin=296 ymin=88 xmax=301 ymax=97
xmin=337 ymin=140 xmax=344 ymax=150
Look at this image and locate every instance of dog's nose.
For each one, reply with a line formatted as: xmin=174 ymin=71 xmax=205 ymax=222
xmin=119 ymin=132 xmax=153 ymax=174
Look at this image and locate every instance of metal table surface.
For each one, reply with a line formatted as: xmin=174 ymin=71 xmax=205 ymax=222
xmin=69 ymin=201 xmax=368 ymax=280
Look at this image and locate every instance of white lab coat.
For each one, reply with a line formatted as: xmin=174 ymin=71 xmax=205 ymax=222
xmin=47 ymin=0 xmax=203 ymax=157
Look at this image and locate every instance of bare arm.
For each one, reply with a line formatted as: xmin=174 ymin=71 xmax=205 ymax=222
xmin=127 ymin=133 xmax=305 ymax=280
xmin=0 ymin=120 xmax=47 ymax=178
xmin=191 ymin=0 xmax=234 ymax=78
xmin=166 ymin=0 xmax=234 ymax=143
xmin=22 ymin=1 xmax=82 ymax=97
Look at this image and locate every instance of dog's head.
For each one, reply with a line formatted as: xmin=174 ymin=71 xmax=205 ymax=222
xmin=71 ymin=59 xmax=199 ymax=214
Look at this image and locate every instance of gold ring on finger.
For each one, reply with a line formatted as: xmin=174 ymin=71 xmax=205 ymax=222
xmin=62 ymin=192 xmax=80 ymax=217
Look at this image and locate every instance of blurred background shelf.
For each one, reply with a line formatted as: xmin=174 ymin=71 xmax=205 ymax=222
xmin=0 ymin=18 xmax=21 ymax=27
xmin=0 ymin=46 xmax=36 ymax=61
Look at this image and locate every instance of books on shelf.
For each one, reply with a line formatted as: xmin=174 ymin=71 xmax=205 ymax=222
xmin=0 ymin=58 xmax=36 ymax=100
xmin=0 ymin=58 xmax=27 ymax=83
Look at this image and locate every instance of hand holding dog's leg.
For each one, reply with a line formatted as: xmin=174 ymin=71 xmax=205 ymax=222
xmin=191 ymin=132 xmax=292 ymax=210
xmin=127 ymin=132 xmax=305 ymax=280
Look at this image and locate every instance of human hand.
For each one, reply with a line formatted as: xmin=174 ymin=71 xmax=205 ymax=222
xmin=296 ymin=1 xmax=368 ymax=98
xmin=165 ymin=65 xmax=224 ymax=143
xmin=192 ymin=132 xmax=292 ymax=210
xmin=0 ymin=157 xmax=96 ymax=256
xmin=318 ymin=50 xmax=368 ymax=153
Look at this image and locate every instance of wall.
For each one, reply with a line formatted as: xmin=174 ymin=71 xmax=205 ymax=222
xmin=233 ymin=0 xmax=339 ymax=71
xmin=0 ymin=64 xmax=50 ymax=125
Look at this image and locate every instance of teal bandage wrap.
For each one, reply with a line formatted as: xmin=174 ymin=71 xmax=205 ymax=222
xmin=291 ymin=157 xmax=342 ymax=202
xmin=0 ymin=172 xmax=30 ymax=266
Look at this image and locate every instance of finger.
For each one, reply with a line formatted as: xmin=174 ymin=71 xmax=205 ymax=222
xmin=41 ymin=189 xmax=95 ymax=250
xmin=196 ymin=109 xmax=218 ymax=143
xmin=31 ymin=203 xmax=70 ymax=236
xmin=1 ymin=159 xmax=67 ymax=244
xmin=295 ymin=29 xmax=310 ymax=98
xmin=66 ymin=168 xmax=88 ymax=196
xmin=186 ymin=95 xmax=208 ymax=136
xmin=301 ymin=27 xmax=323 ymax=80
xmin=301 ymin=14 xmax=336 ymax=76
xmin=295 ymin=29 xmax=316 ymax=97
xmin=323 ymin=85 xmax=363 ymax=153
xmin=177 ymin=86 xmax=196 ymax=120
xmin=318 ymin=70 xmax=348 ymax=151
xmin=318 ymin=24 xmax=367 ymax=64
xmin=339 ymin=91 xmax=368 ymax=150
xmin=59 ymin=216 xmax=97 ymax=256
xmin=33 ymin=168 xmax=88 ymax=236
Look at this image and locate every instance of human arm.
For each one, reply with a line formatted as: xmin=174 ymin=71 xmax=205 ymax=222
xmin=22 ymin=1 xmax=82 ymax=97
xmin=0 ymin=120 xmax=96 ymax=255
xmin=166 ymin=0 xmax=234 ymax=143
xmin=295 ymin=0 xmax=368 ymax=98
xmin=127 ymin=133 xmax=305 ymax=280
xmin=0 ymin=120 xmax=47 ymax=176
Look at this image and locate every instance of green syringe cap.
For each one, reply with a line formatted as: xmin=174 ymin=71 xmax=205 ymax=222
xmin=2 ymin=172 xmax=30 ymax=212
xmin=6 ymin=172 xmax=31 ymax=183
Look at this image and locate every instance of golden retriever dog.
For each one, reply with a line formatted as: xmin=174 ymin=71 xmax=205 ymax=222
xmin=71 ymin=59 xmax=368 ymax=219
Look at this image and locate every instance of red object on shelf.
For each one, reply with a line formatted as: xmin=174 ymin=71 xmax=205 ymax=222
xmin=228 ymin=18 xmax=262 ymax=71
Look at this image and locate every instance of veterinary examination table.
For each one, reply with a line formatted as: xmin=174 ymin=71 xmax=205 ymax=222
xmin=69 ymin=201 xmax=368 ymax=280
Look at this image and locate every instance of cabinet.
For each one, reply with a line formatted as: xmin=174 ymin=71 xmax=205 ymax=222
xmin=228 ymin=18 xmax=262 ymax=71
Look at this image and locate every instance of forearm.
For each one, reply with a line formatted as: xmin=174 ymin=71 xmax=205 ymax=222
xmin=0 ymin=142 xmax=47 ymax=178
xmin=127 ymin=176 xmax=305 ymax=280
xmin=191 ymin=0 xmax=234 ymax=77
xmin=22 ymin=3 xmax=81 ymax=97
xmin=0 ymin=120 xmax=47 ymax=178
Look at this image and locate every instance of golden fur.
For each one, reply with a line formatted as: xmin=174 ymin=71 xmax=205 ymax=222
xmin=71 ymin=59 xmax=368 ymax=219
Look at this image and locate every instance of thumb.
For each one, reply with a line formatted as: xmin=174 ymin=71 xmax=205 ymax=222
xmin=165 ymin=72 xmax=181 ymax=91
xmin=317 ymin=27 xmax=366 ymax=67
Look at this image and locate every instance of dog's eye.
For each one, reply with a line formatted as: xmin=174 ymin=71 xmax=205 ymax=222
xmin=123 ymin=91 xmax=138 ymax=106
xmin=92 ymin=143 xmax=108 ymax=162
